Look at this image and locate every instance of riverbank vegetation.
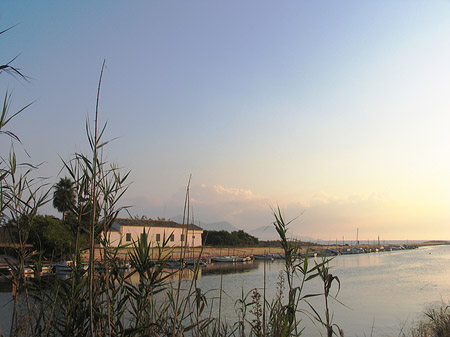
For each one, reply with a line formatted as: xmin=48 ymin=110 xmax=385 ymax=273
xmin=202 ymin=230 xmax=259 ymax=247
xmin=3 ymin=214 xmax=89 ymax=260
xmin=403 ymin=304 xmax=450 ymax=337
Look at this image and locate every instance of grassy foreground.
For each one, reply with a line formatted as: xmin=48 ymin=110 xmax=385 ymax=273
xmin=2 ymin=210 xmax=345 ymax=337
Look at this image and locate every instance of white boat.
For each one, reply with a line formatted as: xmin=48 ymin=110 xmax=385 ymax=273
xmin=213 ymin=256 xmax=236 ymax=263
xmin=253 ymin=254 xmax=274 ymax=261
xmin=350 ymin=247 xmax=364 ymax=254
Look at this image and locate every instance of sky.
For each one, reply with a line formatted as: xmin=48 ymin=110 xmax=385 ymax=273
xmin=1 ymin=1 xmax=450 ymax=241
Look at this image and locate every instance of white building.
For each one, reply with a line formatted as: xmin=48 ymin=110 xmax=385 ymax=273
xmin=106 ymin=218 xmax=203 ymax=247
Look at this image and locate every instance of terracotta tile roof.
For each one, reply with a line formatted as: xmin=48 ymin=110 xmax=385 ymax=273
xmin=113 ymin=218 xmax=203 ymax=231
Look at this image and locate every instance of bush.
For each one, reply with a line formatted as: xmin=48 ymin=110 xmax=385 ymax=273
xmin=203 ymin=229 xmax=259 ymax=246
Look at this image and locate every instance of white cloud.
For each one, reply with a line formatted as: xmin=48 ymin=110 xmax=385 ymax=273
xmin=191 ymin=184 xmax=272 ymax=226
xmin=194 ymin=184 xmax=269 ymax=206
xmin=211 ymin=184 xmax=265 ymax=202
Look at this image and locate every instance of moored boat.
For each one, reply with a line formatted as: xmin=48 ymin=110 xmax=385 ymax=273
xmin=55 ymin=261 xmax=88 ymax=275
xmin=253 ymin=254 xmax=274 ymax=261
xmin=233 ymin=256 xmax=252 ymax=262
xmin=184 ymin=258 xmax=208 ymax=266
xmin=55 ymin=261 xmax=73 ymax=274
xmin=213 ymin=256 xmax=236 ymax=263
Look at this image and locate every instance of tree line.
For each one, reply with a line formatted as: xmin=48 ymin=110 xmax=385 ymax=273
xmin=2 ymin=177 xmax=93 ymax=259
xmin=202 ymin=229 xmax=259 ymax=246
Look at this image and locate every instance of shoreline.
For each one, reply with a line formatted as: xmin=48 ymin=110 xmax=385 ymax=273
xmin=89 ymin=240 xmax=450 ymax=261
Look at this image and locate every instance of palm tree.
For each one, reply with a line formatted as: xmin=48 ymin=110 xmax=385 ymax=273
xmin=53 ymin=177 xmax=75 ymax=220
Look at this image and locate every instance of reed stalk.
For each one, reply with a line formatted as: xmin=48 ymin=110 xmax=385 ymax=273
xmin=87 ymin=59 xmax=104 ymax=337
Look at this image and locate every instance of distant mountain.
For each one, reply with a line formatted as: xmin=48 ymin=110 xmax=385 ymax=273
xmin=201 ymin=221 xmax=240 ymax=232
xmin=169 ymin=215 xmax=240 ymax=232
xmin=249 ymin=225 xmax=280 ymax=241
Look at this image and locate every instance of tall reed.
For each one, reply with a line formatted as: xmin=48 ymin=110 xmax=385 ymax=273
xmin=406 ymin=303 xmax=450 ymax=337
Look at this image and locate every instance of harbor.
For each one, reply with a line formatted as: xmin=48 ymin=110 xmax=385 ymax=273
xmin=2 ymin=244 xmax=450 ymax=336
xmin=0 ymin=241 xmax=437 ymax=286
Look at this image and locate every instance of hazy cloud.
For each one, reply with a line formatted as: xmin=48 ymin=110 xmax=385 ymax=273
xmin=123 ymin=183 xmax=448 ymax=241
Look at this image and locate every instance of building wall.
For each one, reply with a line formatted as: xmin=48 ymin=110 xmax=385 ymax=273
xmin=106 ymin=225 xmax=203 ymax=247
xmin=107 ymin=231 xmax=122 ymax=246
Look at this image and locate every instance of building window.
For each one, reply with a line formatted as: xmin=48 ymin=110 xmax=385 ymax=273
xmin=126 ymin=233 xmax=131 ymax=242
xmin=181 ymin=234 xmax=185 ymax=242
xmin=170 ymin=234 xmax=174 ymax=241
xmin=156 ymin=234 xmax=161 ymax=242
xmin=140 ymin=233 xmax=147 ymax=242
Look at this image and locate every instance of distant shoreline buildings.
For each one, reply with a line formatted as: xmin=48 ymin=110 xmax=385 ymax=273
xmin=106 ymin=218 xmax=204 ymax=247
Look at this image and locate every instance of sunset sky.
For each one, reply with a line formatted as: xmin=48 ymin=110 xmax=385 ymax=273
xmin=1 ymin=1 xmax=450 ymax=241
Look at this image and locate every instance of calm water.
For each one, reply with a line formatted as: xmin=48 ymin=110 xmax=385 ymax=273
xmin=1 ymin=245 xmax=450 ymax=336
xmin=193 ymin=244 xmax=450 ymax=336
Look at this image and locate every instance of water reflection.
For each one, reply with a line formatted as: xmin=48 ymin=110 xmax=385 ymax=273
xmin=202 ymin=261 xmax=258 ymax=275
xmin=330 ymin=251 xmax=382 ymax=268
xmin=126 ymin=261 xmax=259 ymax=282
xmin=124 ymin=261 xmax=261 ymax=282
xmin=0 ymin=261 xmax=259 ymax=292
